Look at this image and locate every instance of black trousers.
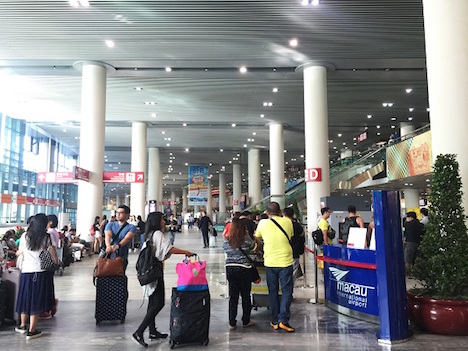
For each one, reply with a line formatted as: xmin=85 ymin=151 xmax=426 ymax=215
xmin=201 ymin=229 xmax=209 ymax=247
xmin=136 ymin=276 xmax=165 ymax=335
xmin=226 ymin=266 xmax=252 ymax=327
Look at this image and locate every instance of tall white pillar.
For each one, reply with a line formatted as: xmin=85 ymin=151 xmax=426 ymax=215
xmin=124 ymin=193 xmax=130 ymax=207
xmin=158 ymin=170 xmax=163 ymax=212
xmin=170 ymin=191 xmax=176 ymax=214
xmin=219 ymin=173 xmax=227 ymax=215
xmin=423 ymin=0 xmax=468 ymax=213
xmin=182 ymin=187 xmax=188 ymax=213
xmin=269 ymin=123 xmax=285 ymax=208
xmin=403 ymin=189 xmax=420 ymax=213
xmin=233 ymin=164 xmax=242 ymax=213
xmin=76 ymin=62 xmax=107 ymax=241
xmin=116 ymin=195 xmax=121 ymax=208
xmin=302 ymin=64 xmax=331 ymax=231
xmin=206 ymin=181 xmax=213 ymax=216
xmin=248 ymin=148 xmax=262 ymax=206
xmin=148 ymin=148 xmax=161 ymax=213
xmin=130 ymin=122 xmax=147 ymax=218
xmin=400 ymin=123 xmax=415 ymax=138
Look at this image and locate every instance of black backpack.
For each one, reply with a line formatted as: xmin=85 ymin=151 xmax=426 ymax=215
xmin=135 ymin=234 xmax=163 ymax=286
xmin=312 ymin=228 xmax=324 ymax=246
xmin=339 ymin=216 xmax=359 ymax=244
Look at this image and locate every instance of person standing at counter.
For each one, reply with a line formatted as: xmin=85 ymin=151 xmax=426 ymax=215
xmin=318 ymin=207 xmax=334 ymax=245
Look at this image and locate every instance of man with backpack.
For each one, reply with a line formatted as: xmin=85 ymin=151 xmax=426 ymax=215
xmin=339 ymin=205 xmax=364 ymax=245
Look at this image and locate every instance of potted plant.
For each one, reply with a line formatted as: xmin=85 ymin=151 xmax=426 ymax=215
xmin=408 ymin=154 xmax=468 ymax=335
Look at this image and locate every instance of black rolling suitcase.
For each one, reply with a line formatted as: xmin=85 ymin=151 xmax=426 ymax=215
xmin=169 ymin=288 xmax=210 ymax=348
xmin=95 ymin=275 xmax=128 ymax=325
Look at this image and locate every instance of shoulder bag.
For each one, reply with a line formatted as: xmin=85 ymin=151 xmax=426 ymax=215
xmin=238 ymin=247 xmax=261 ymax=283
xmin=94 ymin=222 xmax=129 ymax=277
xmin=39 ymin=235 xmax=60 ymax=271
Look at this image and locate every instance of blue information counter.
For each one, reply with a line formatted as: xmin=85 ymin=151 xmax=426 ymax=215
xmin=322 ymin=245 xmax=379 ymax=323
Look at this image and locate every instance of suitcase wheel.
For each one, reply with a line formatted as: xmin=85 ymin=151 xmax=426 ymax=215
xmin=170 ymin=340 xmax=176 ymax=349
xmin=202 ymin=339 xmax=209 ymax=346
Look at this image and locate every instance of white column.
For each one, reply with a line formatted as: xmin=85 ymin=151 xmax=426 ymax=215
xmin=219 ymin=173 xmax=227 ymax=215
xmin=76 ymin=63 xmax=107 ymax=241
xmin=233 ymin=164 xmax=242 ymax=212
xmin=115 ymin=195 xmax=120 ymax=208
xmin=130 ymin=122 xmax=147 ymax=218
xmin=206 ymin=180 xmax=213 ymax=216
xmin=148 ymin=148 xmax=161 ymax=212
xmin=158 ymin=170 xmax=163 ymax=212
xmin=303 ymin=65 xmax=331 ymax=231
xmin=403 ymin=189 xmax=420 ymax=213
xmin=124 ymin=193 xmax=130 ymax=207
xmin=171 ymin=191 xmax=176 ymax=214
xmin=269 ymin=123 xmax=285 ymax=208
xmin=423 ymin=0 xmax=468 ymax=213
xmin=182 ymin=187 xmax=188 ymax=213
xmin=400 ymin=123 xmax=415 ymax=138
xmin=248 ymin=148 xmax=262 ymax=206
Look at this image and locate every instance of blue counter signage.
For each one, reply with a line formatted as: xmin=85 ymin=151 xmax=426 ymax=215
xmin=323 ymin=245 xmax=379 ymax=316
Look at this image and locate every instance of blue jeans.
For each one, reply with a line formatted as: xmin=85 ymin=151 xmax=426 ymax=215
xmin=265 ymin=265 xmax=293 ymax=324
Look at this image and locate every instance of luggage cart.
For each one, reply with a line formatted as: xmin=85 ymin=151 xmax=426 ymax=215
xmin=250 ymin=260 xmax=281 ymax=310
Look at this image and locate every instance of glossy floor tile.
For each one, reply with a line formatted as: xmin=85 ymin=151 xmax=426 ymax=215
xmin=1 ymin=227 xmax=466 ymax=350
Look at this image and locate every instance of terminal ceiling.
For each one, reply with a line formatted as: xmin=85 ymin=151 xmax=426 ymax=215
xmin=0 ymin=0 xmax=429 ymax=197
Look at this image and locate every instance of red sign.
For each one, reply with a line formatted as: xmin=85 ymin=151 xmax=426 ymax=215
xmin=37 ymin=172 xmax=75 ymax=184
xmin=1 ymin=194 xmax=12 ymax=204
xmin=305 ymin=168 xmax=322 ymax=182
xmin=357 ymin=131 xmax=368 ymax=143
xmin=16 ymin=195 xmax=26 ymax=205
xmin=103 ymin=172 xmax=144 ymax=183
xmin=74 ymin=166 xmax=90 ymax=182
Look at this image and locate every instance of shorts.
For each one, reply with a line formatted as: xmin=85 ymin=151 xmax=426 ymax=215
xmin=94 ymin=230 xmax=102 ymax=239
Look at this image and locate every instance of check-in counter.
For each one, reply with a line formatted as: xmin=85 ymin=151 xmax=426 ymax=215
xmin=322 ymin=244 xmax=379 ymax=323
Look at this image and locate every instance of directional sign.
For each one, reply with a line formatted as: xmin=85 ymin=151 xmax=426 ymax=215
xmin=37 ymin=172 xmax=75 ymax=184
xmin=103 ymin=171 xmax=144 ymax=183
xmin=74 ymin=166 xmax=90 ymax=182
xmin=305 ymin=168 xmax=322 ymax=182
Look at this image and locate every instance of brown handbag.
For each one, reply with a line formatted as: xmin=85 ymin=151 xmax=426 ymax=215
xmin=94 ymin=254 xmax=124 ymax=277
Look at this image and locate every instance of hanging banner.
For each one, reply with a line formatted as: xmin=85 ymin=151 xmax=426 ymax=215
xmin=188 ymin=165 xmax=209 ymax=205
xmin=37 ymin=172 xmax=75 ymax=184
xmin=103 ymin=171 xmax=144 ymax=183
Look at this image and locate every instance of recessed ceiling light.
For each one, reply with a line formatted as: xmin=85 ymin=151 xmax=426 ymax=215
xmin=289 ymin=38 xmax=298 ymax=47
xmin=273 ymin=68 xmax=277 ymax=72
xmin=388 ymin=103 xmax=394 ymax=107
xmin=182 ymin=123 xmax=187 ymax=127
xmin=343 ymin=142 xmax=346 ymax=145
xmin=284 ymin=150 xmax=287 ymax=153
xmin=134 ymin=87 xmax=143 ymax=91
xmin=185 ymin=163 xmax=188 ymax=166
xmin=367 ymin=115 xmax=372 ymax=119
xmin=220 ymin=149 xmax=224 ymax=152
xmin=391 ymin=117 xmax=397 ymax=121
xmin=232 ymin=123 xmax=236 ymax=127
xmin=229 ymin=160 xmax=232 ymax=164
xmin=338 ymin=133 xmax=342 ymax=137
xmin=151 ymin=113 xmax=157 ymax=118
xmin=426 ymin=108 xmax=430 ymax=112
xmin=353 ymin=138 xmax=356 ymax=141
xmin=252 ymin=132 xmax=256 ymax=135
xmin=260 ymin=114 xmax=265 ymax=118
xmin=329 ymin=140 xmax=333 ymax=143
xmin=301 ymin=0 xmax=309 ymax=5
xmin=333 ymin=147 xmax=337 ymax=150
xmin=409 ymin=108 xmax=414 ymax=112
xmin=239 ymin=66 xmax=247 ymax=73
xmin=105 ymin=40 xmax=115 ymax=48
xmin=406 ymin=88 xmax=413 ymax=93
xmin=263 ymin=102 xmax=268 ymax=106
xmin=165 ymin=67 xmax=172 ymax=72
xmin=376 ymin=125 xmax=381 ymax=129
xmin=166 ymin=143 xmax=170 ymax=146
xmin=185 ymin=148 xmax=189 ymax=152
xmin=268 ymin=102 xmax=273 ymax=107
xmin=377 ymin=132 xmax=381 ymax=135
xmin=391 ymin=125 xmax=396 ymax=128
xmin=244 ymin=144 xmax=247 ymax=148
xmin=408 ymin=117 xmax=413 ymax=121
xmin=382 ymin=103 xmax=388 ymax=107
xmin=161 ymin=131 xmax=166 ymax=134
xmin=272 ymin=87 xmax=279 ymax=93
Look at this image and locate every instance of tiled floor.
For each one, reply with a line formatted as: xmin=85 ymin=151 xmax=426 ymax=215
xmin=1 ymin=227 xmax=466 ymax=350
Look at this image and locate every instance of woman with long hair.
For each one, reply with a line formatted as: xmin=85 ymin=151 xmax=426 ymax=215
xmin=223 ymin=217 xmax=258 ymax=330
xmin=15 ymin=213 xmax=56 ymax=340
xmin=132 ymin=212 xmax=194 ymax=348
xmin=93 ymin=215 xmax=102 ymax=254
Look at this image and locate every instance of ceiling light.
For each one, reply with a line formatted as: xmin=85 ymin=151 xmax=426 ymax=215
xmin=426 ymin=108 xmax=430 ymax=112
xmin=367 ymin=115 xmax=372 ymax=119
xmin=391 ymin=117 xmax=397 ymax=121
xmin=409 ymin=108 xmax=414 ymax=112
xmin=134 ymin=87 xmax=143 ymax=91
xmin=239 ymin=66 xmax=247 ymax=73
xmin=263 ymin=102 xmax=268 ymax=106
xmin=268 ymin=102 xmax=273 ymax=107
xmin=338 ymin=133 xmax=342 ymax=137
xmin=377 ymin=132 xmax=381 ymax=136
xmin=388 ymin=103 xmax=393 ymax=107
xmin=165 ymin=67 xmax=172 ymax=72
xmin=329 ymin=140 xmax=333 ymax=143
xmin=252 ymin=132 xmax=256 ymax=135
xmin=232 ymin=123 xmax=236 ymax=127
xmin=289 ymin=38 xmax=298 ymax=47
xmin=353 ymin=138 xmax=356 ymax=141
xmin=70 ymin=0 xmax=89 ymax=7
xmin=284 ymin=150 xmax=287 ymax=153
xmin=391 ymin=125 xmax=396 ymax=128
xmin=272 ymin=87 xmax=279 ymax=93
xmin=166 ymin=143 xmax=170 ymax=146
xmin=244 ymin=144 xmax=248 ymax=148
xmin=260 ymin=114 xmax=265 ymax=118
xmin=182 ymin=123 xmax=187 ymax=126
xmin=105 ymin=40 xmax=115 ymax=48
xmin=185 ymin=163 xmax=188 ymax=166
xmin=301 ymin=0 xmax=309 ymax=6
xmin=220 ymin=149 xmax=224 ymax=152
xmin=408 ymin=117 xmax=413 ymax=121
xmin=376 ymin=125 xmax=381 ymax=129
xmin=229 ymin=161 xmax=232 ymax=164
xmin=151 ymin=113 xmax=157 ymax=118
xmin=161 ymin=131 xmax=166 ymax=134
xmin=312 ymin=0 xmax=320 ymax=5
xmin=343 ymin=142 xmax=346 ymax=145
xmin=406 ymin=88 xmax=413 ymax=93
xmin=185 ymin=148 xmax=189 ymax=152
xmin=382 ymin=103 xmax=388 ymax=107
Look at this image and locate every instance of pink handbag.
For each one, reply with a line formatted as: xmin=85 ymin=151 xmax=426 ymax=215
xmin=176 ymin=256 xmax=208 ymax=291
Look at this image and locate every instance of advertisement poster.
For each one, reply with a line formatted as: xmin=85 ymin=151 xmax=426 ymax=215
xmin=387 ymin=130 xmax=432 ymax=180
xmin=188 ymin=165 xmax=209 ymax=205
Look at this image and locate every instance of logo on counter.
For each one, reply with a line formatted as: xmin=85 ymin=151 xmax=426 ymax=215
xmin=330 ymin=267 xmax=349 ymax=281
xmin=329 ymin=266 xmax=375 ymax=309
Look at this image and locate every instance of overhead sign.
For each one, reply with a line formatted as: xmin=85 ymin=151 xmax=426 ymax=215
xmin=74 ymin=166 xmax=90 ymax=182
xmin=305 ymin=168 xmax=322 ymax=182
xmin=37 ymin=172 xmax=76 ymax=184
xmin=357 ymin=131 xmax=368 ymax=143
xmin=103 ymin=171 xmax=144 ymax=183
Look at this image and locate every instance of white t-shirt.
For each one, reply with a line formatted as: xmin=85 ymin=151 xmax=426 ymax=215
xmin=19 ymin=232 xmax=47 ymax=273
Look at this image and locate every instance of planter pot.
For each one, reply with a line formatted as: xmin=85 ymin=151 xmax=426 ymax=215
xmin=407 ymin=292 xmax=468 ymax=336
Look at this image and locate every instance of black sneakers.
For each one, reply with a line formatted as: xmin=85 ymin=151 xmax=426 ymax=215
xmin=15 ymin=325 xmax=27 ymax=334
xmin=26 ymin=330 xmax=42 ymax=340
xmin=132 ymin=332 xmax=148 ymax=348
xmin=149 ymin=330 xmax=168 ymax=340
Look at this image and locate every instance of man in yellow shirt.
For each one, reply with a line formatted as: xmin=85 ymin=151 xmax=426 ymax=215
xmin=318 ymin=207 xmax=333 ymax=245
xmin=255 ymin=202 xmax=295 ymax=332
